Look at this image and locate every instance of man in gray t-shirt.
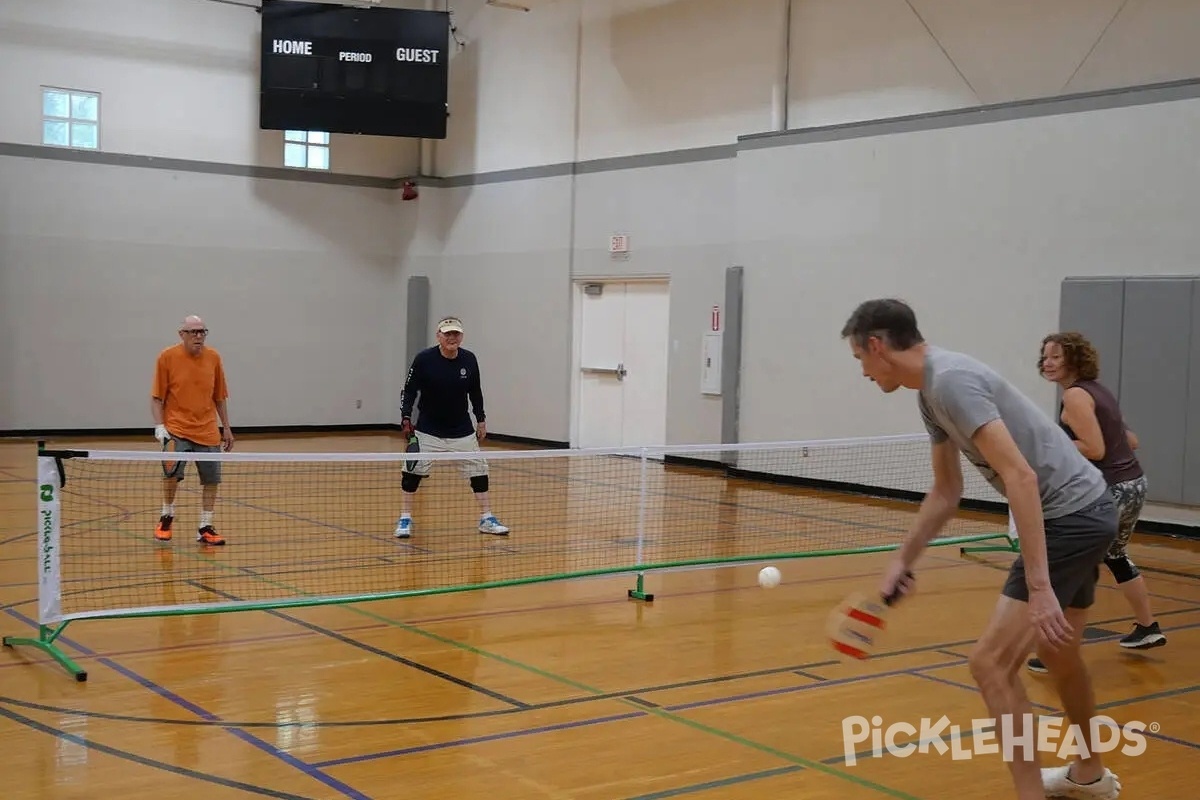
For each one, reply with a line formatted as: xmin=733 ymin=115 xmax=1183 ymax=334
xmin=917 ymin=345 xmax=1109 ymax=519
xmin=841 ymin=299 xmax=1122 ymax=800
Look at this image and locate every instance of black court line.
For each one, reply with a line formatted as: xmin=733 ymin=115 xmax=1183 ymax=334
xmin=0 ymin=704 xmax=318 ymax=799
xmin=621 ymin=765 xmax=808 ymax=800
xmin=195 ymin=582 xmax=530 ymax=710
xmin=935 ymin=649 xmax=971 ymax=660
xmin=912 ymin=671 xmax=1200 ymax=752
xmin=1136 ymin=564 xmax=1200 ymax=581
xmin=623 ymin=696 xmax=660 ymax=709
xmin=5 ymin=599 xmax=1198 ymax=731
xmin=4 ymin=609 xmax=371 ymax=800
xmin=823 ymin=671 xmax=1200 ymax=766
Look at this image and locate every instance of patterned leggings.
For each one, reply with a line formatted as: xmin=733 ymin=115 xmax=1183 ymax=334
xmin=1106 ymin=474 xmax=1148 ymax=579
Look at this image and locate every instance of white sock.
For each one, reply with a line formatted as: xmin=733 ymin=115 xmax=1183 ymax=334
xmin=199 ymin=511 xmax=214 ymax=528
xmin=162 ymin=504 xmax=175 ymax=517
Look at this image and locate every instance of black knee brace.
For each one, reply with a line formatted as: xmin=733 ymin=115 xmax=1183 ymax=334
xmin=401 ymin=472 xmax=423 ymax=493
xmin=470 ymin=475 xmax=489 ymax=493
xmin=1105 ymin=555 xmax=1139 ymax=584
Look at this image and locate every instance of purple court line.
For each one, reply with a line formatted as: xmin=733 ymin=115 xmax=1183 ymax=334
xmin=8 ymin=551 xmax=1175 ymax=675
xmin=911 ymin=670 xmax=1200 ymax=752
xmin=4 ymin=608 xmax=371 ymax=800
xmin=306 ymin=615 xmax=1200 ymax=770
xmin=4 ymin=544 xmax=1195 ymax=681
xmin=0 ymin=560 xmax=976 ymax=675
xmin=0 ymin=620 xmax=389 ymax=671
xmin=310 ymin=658 xmax=973 ymax=769
xmin=7 ymin=608 xmax=1199 ymax=784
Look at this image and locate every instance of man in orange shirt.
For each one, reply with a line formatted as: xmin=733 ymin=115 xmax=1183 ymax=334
xmin=151 ymin=315 xmax=235 ymax=546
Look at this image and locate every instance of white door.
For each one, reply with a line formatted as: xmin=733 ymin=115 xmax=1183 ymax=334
xmin=575 ymin=281 xmax=670 ymax=449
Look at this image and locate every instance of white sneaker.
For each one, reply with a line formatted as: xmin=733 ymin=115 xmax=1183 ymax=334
xmin=1042 ymin=765 xmax=1121 ymax=799
xmin=394 ymin=517 xmax=412 ymax=539
xmin=479 ymin=516 xmax=509 ymax=536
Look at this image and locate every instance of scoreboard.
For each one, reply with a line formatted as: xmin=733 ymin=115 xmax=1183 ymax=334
xmin=259 ymin=0 xmax=450 ymax=139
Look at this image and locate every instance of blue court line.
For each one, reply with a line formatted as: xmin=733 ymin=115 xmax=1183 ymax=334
xmin=0 ymin=703 xmax=317 ymax=800
xmin=911 ymin=670 xmax=1200 ymax=752
xmin=310 ymin=659 xmax=971 ymax=768
xmin=619 ymin=765 xmax=805 ymax=800
xmin=196 ymin=583 xmax=530 ymax=710
xmin=6 ymin=610 xmax=1195 ymax=798
xmin=307 ymin=612 xmax=1200 ymax=770
xmin=3 ymin=608 xmax=371 ymax=800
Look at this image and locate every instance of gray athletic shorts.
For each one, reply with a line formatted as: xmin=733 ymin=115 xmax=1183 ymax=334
xmin=162 ymin=436 xmax=222 ymax=485
xmin=1001 ymin=496 xmax=1118 ymax=610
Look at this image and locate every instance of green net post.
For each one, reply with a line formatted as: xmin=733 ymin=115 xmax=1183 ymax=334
xmin=960 ymin=538 xmax=1020 ymax=555
xmin=2 ymin=448 xmax=87 ymax=681
xmin=627 ymin=572 xmax=654 ymax=602
xmin=2 ymin=623 xmax=87 ymax=682
xmin=961 ymin=511 xmax=1020 ymax=555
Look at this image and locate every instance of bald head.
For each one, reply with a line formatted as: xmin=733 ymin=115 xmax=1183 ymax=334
xmin=178 ymin=315 xmax=209 ymax=354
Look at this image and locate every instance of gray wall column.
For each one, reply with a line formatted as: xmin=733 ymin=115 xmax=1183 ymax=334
xmin=406 ymin=276 xmax=430 ymax=370
xmin=721 ymin=266 xmax=743 ymax=463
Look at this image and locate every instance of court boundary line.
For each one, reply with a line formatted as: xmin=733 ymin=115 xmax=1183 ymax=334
xmin=4 ymin=604 xmax=1198 ymax=800
xmin=619 ymin=765 xmax=805 ymax=800
xmin=0 ymin=703 xmax=319 ymax=800
xmin=4 ymin=573 xmax=1198 ymax=727
xmin=3 ymin=607 xmax=373 ymax=800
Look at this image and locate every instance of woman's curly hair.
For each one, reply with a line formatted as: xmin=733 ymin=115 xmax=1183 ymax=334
xmin=1039 ymin=331 xmax=1100 ymax=381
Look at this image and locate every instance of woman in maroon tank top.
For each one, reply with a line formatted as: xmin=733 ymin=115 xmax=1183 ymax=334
xmin=1024 ymin=332 xmax=1166 ymax=674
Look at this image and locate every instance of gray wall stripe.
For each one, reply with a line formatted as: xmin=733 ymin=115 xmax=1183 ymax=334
xmin=4 ymin=77 xmax=1197 ymax=189
xmin=0 ymin=142 xmax=398 ymax=189
xmin=737 ymin=76 xmax=1200 ymax=150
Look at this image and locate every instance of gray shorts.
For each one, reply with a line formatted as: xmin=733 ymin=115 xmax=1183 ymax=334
xmin=1002 ymin=496 xmax=1118 ymax=610
xmin=162 ymin=436 xmax=222 ymax=485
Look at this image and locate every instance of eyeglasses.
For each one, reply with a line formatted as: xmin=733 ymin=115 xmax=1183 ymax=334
xmin=181 ymin=329 xmax=208 ymax=336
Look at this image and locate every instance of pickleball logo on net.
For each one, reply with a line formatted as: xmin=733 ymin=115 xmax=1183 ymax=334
xmin=841 ymin=714 xmax=1153 ymax=765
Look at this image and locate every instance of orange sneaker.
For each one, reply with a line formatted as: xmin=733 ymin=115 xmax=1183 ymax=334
xmin=196 ymin=525 xmax=225 ymax=546
xmin=154 ymin=515 xmax=174 ymax=542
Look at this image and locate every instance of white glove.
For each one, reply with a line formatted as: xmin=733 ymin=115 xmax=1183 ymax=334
xmin=154 ymin=424 xmax=170 ymax=445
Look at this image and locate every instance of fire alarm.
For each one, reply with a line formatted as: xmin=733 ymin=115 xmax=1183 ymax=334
xmin=401 ymin=180 xmax=418 ymax=201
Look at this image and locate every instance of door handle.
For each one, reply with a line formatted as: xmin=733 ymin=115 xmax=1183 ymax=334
xmin=581 ymin=363 xmax=628 ymax=381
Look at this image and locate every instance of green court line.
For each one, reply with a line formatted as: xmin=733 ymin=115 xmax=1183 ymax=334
xmin=76 ymin=519 xmax=924 ymax=800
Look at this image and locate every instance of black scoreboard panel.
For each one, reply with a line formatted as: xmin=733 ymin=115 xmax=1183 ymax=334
xmin=259 ymin=0 xmax=449 ymax=139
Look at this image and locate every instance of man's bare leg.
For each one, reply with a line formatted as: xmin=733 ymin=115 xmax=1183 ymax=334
xmin=969 ymin=595 xmax=1045 ymax=799
xmin=1035 ymin=606 xmax=1105 ymax=783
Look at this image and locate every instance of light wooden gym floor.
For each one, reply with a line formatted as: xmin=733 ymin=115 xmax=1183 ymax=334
xmin=1 ymin=434 xmax=1197 ymax=799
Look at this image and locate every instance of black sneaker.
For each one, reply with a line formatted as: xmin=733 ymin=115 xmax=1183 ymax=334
xmin=1027 ymin=657 xmax=1048 ymax=674
xmin=1119 ymin=622 xmax=1166 ymax=649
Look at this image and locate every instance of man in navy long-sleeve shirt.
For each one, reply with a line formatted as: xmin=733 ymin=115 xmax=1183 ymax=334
xmin=395 ymin=316 xmax=509 ymax=538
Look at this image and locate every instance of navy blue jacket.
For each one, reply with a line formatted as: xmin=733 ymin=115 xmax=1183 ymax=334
xmin=399 ymin=346 xmax=485 ymax=438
